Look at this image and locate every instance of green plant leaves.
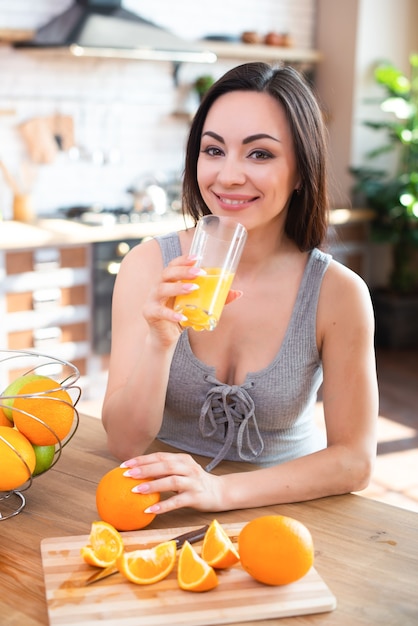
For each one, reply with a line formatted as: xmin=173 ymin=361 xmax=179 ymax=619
xmin=375 ymin=63 xmax=410 ymax=95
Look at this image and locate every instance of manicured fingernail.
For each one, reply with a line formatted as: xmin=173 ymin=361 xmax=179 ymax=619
xmin=131 ymin=482 xmax=149 ymax=493
xmin=120 ymin=459 xmax=135 ymax=468
xmin=123 ymin=469 xmax=141 ymax=478
xmin=183 ymin=283 xmax=199 ymax=292
xmin=173 ymin=312 xmax=188 ymax=322
xmin=188 ymin=267 xmax=206 ymax=277
xmin=144 ymin=504 xmax=160 ymax=514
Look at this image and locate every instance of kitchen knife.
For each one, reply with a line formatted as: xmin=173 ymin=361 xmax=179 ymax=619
xmin=84 ymin=524 xmax=209 ymax=585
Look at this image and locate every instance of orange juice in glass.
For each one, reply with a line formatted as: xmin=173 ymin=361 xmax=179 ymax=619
xmin=174 ymin=215 xmax=247 ymax=331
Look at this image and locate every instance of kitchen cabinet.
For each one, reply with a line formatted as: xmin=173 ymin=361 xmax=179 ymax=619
xmin=0 ymin=243 xmax=92 ymax=387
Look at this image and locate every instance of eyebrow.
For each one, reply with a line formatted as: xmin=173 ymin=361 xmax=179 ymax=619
xmin=202 ymin=131 xmax=280 ymax=144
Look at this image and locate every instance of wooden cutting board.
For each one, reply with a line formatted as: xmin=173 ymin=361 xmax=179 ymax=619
xmin=41 ymin=523 xmax=336 ymax=626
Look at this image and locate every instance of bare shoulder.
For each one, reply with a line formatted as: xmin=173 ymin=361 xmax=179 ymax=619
xmin=317 ymin=259 xmax=375 ymax=340
xmin=120 ymin=236 xmax=164 ymax=273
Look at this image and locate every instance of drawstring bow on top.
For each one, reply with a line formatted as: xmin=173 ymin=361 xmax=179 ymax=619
xmin=199 ymin=375 xmax=264 ymax=472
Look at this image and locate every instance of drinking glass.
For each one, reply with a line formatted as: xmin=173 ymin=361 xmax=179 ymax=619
xmin=174 ymin=215 xmax=247 ymax=331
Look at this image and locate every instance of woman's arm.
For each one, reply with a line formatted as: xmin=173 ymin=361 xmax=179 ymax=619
xmin=121 ymin=261 xmax=379 ymax=512
xmin=101 ymin=237 xmax=201 ymax=460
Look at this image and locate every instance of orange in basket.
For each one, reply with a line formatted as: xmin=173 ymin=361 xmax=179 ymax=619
xmin=0 ymin=406 xmax=12 ymax=427
xmin=0 ymin=426 xmax=36 ymax=491
xmin=201 ymin=519 xmax=240 ymax=569
xmin=117 ymin=540 xmax=177 ymax=585
xmin=11 ymin=377 xmax=75 ymax=446
xmin=80 ymin=521 xmax=124 ymax=568
xmin=177 ymin=540 xmax=218 ymax=592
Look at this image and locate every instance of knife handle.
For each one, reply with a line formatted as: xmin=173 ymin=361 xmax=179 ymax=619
xmin=174 ymin=525 xmax=209 ymax=549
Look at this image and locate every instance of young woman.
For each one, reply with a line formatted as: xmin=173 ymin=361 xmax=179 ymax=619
xmin=102 ymin=62 xmax=378 ymax=514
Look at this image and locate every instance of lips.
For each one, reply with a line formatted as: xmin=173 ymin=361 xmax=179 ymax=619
xmin=215 ymin=193 xmax=258 ymax=210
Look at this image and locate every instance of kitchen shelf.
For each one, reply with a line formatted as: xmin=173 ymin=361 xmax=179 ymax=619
xmin=199 ymin=41 xmax=322 ymax=65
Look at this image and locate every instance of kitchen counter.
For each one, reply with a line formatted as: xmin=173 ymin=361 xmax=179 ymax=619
xmin=0 ymin=214 xmax=191 ymax=250
xmin=0 ymin=209 xmax=374 ymax=251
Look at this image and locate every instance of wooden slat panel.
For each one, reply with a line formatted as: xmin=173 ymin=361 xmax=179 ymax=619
xmin=60 ymin=246 xmax=88 ymax=268
xmin=5 ymin=358 xmax=87 ymax=384
xmin=60 ymin=322 xmax=88 ymax=343
xmin=60 ymin=285 xmax=88 ymax=306
xmin=7 ymin=329 xmax=33 ymax=350
xmin=5 ymin=250 xmax=33 ymax=274
xmin=6 ymin=285 xmax=88 ymax=312
xmin=6 ymin=291 xmax=33 ymax=312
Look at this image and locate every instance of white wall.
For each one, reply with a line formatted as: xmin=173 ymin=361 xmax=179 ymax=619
xmin=316 ymin=0 xmax=418 ymax=208
xmin=0 ymin=0 xmax=315 ymax=218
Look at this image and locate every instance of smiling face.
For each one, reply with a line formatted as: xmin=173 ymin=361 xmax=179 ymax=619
xmin=196 ymin=90 xmax=300 ymax=232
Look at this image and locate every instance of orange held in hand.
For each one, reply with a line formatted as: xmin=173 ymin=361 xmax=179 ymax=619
xmin=10 ymin=376 xmax=75 ymax=446
xmin=96 ymin=467 xmax=160 ymax=531
xmin=201 ymin=519 xmax=240 ymax=569
xmin=117 ymin=540 xmax=177 ymax=585
xmin=177 ymin=540 xmax=218 ymax=592
xmin=80 ymin=521 xmax=124 ymax=568
xmin=0 ymin=426 xmax=36 ymax=491
xmin=238 ymin=515 xmax=314 ymax=586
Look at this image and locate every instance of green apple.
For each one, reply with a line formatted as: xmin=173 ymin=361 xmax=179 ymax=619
xmin=0 ymin=374 xmax=50 ymax=421
xmin=32 ymin=444 xmax=56 ymax=476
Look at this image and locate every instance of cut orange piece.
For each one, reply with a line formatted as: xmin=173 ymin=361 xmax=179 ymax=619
xmin=201 ymin=519 xmax=240 ymax=569
xmin=117 ymin=540 xmax=177 ymax=585
xmin=80 ymin=521 xmax=124 ymax=568
xmin=177 ymin=540 xmax=218 ymax=592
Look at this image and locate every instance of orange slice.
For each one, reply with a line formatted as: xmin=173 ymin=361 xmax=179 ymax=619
xmin=117 ymin=540 xmax=177 ymax=585
xmin=80 ymin=520 xmax=124 ymax=568
xmin=201 ymin=519 xmax=240 ymax=569
xmin=177 ymin=540 xmax=218 ymax=592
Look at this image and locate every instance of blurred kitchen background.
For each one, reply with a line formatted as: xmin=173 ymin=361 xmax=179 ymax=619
xmin=0 ymin=1 xmax=417 ymax=510
xmin=0 ymin=0 xmax=414 ymax=220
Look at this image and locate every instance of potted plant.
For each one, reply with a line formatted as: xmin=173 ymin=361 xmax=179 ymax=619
xmin=193 ymin=74 xmax=215 ymax=102
xmin=351 ymin=53 xmax=418 ymax=348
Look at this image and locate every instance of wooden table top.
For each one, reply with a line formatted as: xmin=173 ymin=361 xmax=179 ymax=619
xmin=1 ymin=414 xmax=417 ymax=626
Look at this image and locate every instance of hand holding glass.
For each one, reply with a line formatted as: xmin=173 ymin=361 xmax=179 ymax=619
xmin=174 ymin=215 xmax=247 ymax=331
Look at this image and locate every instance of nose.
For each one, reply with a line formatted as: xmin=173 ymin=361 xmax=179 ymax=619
xmin=217 ymin=155 xmax=246 ymax=186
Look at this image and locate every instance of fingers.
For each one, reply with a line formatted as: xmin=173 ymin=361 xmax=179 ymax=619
xmin=143 ymin=255 xmax=203 ymax=328
xmin=120 ymin=452 xmax=217 ymax=514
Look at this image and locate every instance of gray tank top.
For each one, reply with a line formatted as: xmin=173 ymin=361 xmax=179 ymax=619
xmin=155 ymin=232 xmax=331 ymax=471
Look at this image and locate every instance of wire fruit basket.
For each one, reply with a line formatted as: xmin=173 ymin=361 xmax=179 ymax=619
xmin=0 ymin=349 xmax=81 ymax=520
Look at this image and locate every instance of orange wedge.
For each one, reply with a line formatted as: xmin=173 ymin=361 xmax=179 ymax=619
xmin=201 ymin=519 xmax=240 ymax=569
xmin=177 ymin=540 xmax=218 ymax=592
xmin=80 ymin=520 xmax=124 ymax=568
xmin=117 ymin=540 xmax=177 ymax=585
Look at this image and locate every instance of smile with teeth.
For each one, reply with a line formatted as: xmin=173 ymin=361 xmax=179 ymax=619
xmin=218 ymin=195 xmax=255 ymax=205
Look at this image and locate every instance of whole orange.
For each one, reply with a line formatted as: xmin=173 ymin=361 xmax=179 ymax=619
xmin=0 ymin=426 xmax=36 ymax=491
xmin=11 ymin=377 xmax=75 ymax=446
xmin=96 ymin=467 xmax=160 ymax=531
xmin=238 ymin=515 xmax=314 ymax=586
xmin=0 ymin=406 xmax=12 ymax=427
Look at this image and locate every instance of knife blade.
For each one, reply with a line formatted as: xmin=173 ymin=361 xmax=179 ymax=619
xmin=84 ymin=524 xmax=209 ymax=585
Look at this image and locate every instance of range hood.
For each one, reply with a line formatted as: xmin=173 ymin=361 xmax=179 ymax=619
xmin=14 ymin=0 xmax=216 ymax=64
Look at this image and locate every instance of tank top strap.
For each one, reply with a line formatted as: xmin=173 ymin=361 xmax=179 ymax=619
xmin=155 ymin=232 xmax=182 ymax=266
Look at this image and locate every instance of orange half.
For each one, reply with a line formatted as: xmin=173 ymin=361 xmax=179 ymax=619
xmin=80 ymin=520 xmax=124 ymax=568
xmin=117 ymin=540 xmax=177 ymax=585
xmin=177 ymin=540 xmax=218 ymax=592
xmin=201 ymin=519 xmax=240 ymax=569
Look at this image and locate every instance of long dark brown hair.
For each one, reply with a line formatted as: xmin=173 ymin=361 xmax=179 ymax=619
xmin=183 ymin=62 xmax=329 ymax=251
